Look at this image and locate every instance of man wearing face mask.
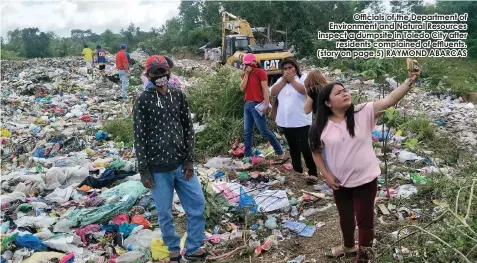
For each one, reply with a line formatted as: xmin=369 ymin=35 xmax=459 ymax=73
xmin=133 ymin=55 xmax=213 ymax=262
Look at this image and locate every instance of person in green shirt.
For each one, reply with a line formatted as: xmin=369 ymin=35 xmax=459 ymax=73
xmin=82 ymin=44 xmax=94 ymax=75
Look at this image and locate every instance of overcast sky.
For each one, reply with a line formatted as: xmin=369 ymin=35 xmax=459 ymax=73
xmin=1 ymin=0 xmax=181 ymax=39
xmin=1 ymin=0 xmax=437 ymax=40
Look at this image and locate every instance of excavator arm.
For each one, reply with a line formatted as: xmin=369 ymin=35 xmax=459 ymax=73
xmin=222 ymin=11 xmax=256 ymax=48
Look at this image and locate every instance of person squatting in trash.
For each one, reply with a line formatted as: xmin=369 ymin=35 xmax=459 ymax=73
xmin=95 ymin=45 xmax=107 ymax=77
xmin=270 ymin=57 xmax=318 ymax=183
xmin=116 ymin=44 xmax=129 ymax=99
xmin=133 ymin=55 xmax=215 ymax=263
xmin=308 ymin=61 xmax=420 ymax=262
xmin=240 ymin=53 xmax=287 ymax=163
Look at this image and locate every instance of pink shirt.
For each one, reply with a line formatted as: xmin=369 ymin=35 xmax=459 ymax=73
xmin=321 ymin=103 xmax=381 ymax=187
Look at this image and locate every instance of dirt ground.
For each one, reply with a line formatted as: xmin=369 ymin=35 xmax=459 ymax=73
xmin=173 ymin=164 xmax=371 ymax=263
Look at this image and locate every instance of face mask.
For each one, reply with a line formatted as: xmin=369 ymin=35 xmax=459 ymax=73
xmin=150 ymin=75 xmax=169 ymax=86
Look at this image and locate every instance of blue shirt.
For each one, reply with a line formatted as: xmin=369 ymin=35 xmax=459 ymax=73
xmin=97 ymin=48 xmax=107 ymax=63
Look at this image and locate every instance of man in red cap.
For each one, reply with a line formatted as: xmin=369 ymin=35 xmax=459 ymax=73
xmin=133 ymin=55 xmax=213 ymax=262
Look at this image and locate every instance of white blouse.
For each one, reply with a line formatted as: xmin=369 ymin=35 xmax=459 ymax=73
xmin=273 ymin=73 xmax=312 ymax=128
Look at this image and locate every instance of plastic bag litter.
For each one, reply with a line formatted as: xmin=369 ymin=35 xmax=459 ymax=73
xmin=151 ymin=238 xmax=169 ymax=260
xmin=14 ymin=215 xmax=57 ymax=228
xmin=29 ymin=201 xmax=48 ymax=210
xmin=1 ymin=192 xmax=26 ymax=204
xmin=115 ymin=251 xmax=144 ymax=263
xmin=131 ymin=215 xmax=150 ymax=229
xmin=43 ymin=234 xmax=91 ymax=257
xmin=34 ymin=228 xmax=55 ymax=240
xmin=123 ymin=227 xmax=162 ymax=249
xmin=44 ymin=166 xmax=89 ymax=190
xmin=254 ymin=190 xmax=289 ymax=212
xmin=11 ymin=248 xmax=32 ymax=263
xmin=1 ymin=221 xmax=10 ymax=234
xmin=21 ymin=252 xmax=65 ymax=263
xmin=44 ymin=187 xmax=73 ymax=203
xmin=397 ymin=184 xmax=418 ymax=198
xmin=119 ymin=223 xmax=138 ymax=238
xmin=14 ymin=234 xmax=48 ymax=251
xmin=398 ymin=150 xmax=423 ymax=163
xmin=239 ymin=187 xmax=258 ymax=213
xmin=283 ymin=221 xmax=316 ymax=237
xmin=56 ymin=181 xmax=148 ymax=228
xmin=204 ymin=157 xmax=242 ymax=170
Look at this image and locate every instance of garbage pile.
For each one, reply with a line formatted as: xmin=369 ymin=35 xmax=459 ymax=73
xmin=1 ymin=54 xmax=475 ymax=262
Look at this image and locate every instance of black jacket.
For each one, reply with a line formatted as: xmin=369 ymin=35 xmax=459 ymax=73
xmin=133 ymin=86 xmax=195 ymax=182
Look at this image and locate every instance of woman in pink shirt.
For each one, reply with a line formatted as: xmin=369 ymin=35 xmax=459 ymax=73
xmin=308 ymin=63 xmax=420 ymax=262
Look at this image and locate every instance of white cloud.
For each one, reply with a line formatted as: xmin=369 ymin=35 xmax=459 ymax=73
xmin=0 ymin=0 xmax=181 ymax=38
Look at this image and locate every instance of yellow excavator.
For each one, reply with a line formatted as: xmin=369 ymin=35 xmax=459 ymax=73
xmin=221 ymin=12 xmax=294 ymax=84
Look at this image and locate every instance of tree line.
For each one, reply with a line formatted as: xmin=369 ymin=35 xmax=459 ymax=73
xmin=1 ymin=0 xmax=476 ymax=60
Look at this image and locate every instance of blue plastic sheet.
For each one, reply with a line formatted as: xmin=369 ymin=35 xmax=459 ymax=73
xmin=33 ymin=145 xmax=46 ymax=158
xmin=283 ymin=221 xmax=316 ymax=237
xmin=95 ymin=130 xmax=110 ymax=141
xmin=119 ymin=223 xmax=139 ymax=238
xmin=101 ymin=224 xmax=118 ymax=233
xmin=372 ymin=129 xmax=391 ymax=142
xmin=239 ymin=187 xmax=257 ymax=213
xmin=14 ymin=234 xmax=48 ymax=251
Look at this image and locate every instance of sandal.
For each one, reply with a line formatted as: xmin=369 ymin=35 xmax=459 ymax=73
xmin=183 ymin=248 xmax=215 ymax=261
xmin=324 ymin=245 xmax=358 ymax=258
xmin=273 ymin=155 xmax=290 ymax=165
xmin=169 ymin=254 xmax=184 ymax=263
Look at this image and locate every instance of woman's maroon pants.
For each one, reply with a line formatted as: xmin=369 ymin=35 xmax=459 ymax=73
xmin=333 ymin=178 xmax=378 ymax=262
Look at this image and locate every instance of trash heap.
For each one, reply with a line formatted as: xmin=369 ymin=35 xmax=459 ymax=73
xmin=1 ymin=55 xmax=475 ymax=263
xmin=0 ymin=56 xmax=190 ymax=263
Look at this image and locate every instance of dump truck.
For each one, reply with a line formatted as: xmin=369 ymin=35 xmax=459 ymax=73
xmin=220 ymin=12 xmax=294 ymax=84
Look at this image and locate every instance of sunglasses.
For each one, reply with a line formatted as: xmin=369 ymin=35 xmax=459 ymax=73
xmin=283 ymin=66 xmax=294 ymax=70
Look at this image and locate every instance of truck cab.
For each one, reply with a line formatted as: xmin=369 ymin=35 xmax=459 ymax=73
xmin=221 ymin=35 xmax=250 ymax=66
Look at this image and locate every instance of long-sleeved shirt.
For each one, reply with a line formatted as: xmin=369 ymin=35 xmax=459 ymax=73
xmin=116 ymin=50 xmax=129 ymax=70
xmin=133 ymin=86 xmax=195 ymax=182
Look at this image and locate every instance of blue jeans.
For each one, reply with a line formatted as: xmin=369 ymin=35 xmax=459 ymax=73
xmin=150 ymin=165 xmax=206 ymax=256
xmin=244 ymin=101 xmax=284 ymax=157
xmin=118 ymin=70 xmax=129 ymax=97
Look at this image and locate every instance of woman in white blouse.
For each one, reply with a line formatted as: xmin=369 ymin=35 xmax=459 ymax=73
xmin=270 ymin=57 xmax=318 ymax=183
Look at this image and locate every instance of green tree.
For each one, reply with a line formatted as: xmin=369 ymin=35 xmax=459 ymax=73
xmin=21 ymin=28 xmax=51 ymax=58
xmin=100 ymin=29 xmax=121 ymax=53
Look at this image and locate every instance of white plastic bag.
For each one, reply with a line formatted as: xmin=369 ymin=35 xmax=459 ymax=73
xmin=1 ymin=192 xmax=26 ymax=205
xmin=44 ymin=167 xmax=67 ymax=190
xmin=398 ymin=150 xmax=423 ymax=163
xmin=14 ymin=215 xmax=57 ymax=228
xmin=254 ymin=190 xmax=289 ymax=212
xmin=43 ymin=234 xmax=91 ymax=257
xmin=397 ymin=184 xmax=418 ymax=198
xmin=44 ymin=186 xmax=73 ymax=203
xmin=123 ymin=227 xmax=163 ymax=249
xmin=34 ymin=228 xmax=55 ymax=240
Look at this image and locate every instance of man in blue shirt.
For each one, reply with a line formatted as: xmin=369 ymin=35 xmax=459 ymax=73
xmin=96 ymin=45 xmax=107 ymax=77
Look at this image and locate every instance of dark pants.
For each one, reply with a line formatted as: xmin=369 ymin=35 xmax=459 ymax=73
xmin=281 ymin=125 xmax=317 ymax=176
xmin=333 ymin=178 xmax=378 ymax=262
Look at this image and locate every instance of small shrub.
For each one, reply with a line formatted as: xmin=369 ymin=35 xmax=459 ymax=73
xmin=103 ymin=117 xmax=134 ymax=147
xmin=187 ymin=66 xmax=243 ymax=122
xmin=401 ymin=115 xmax=436 ymax=143
xmin=194 ymin=117 xmax=244 ymax=161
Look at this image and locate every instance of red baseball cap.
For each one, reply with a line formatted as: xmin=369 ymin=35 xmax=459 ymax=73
xmin=145 ymin=55 xmax=170 ymax=73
